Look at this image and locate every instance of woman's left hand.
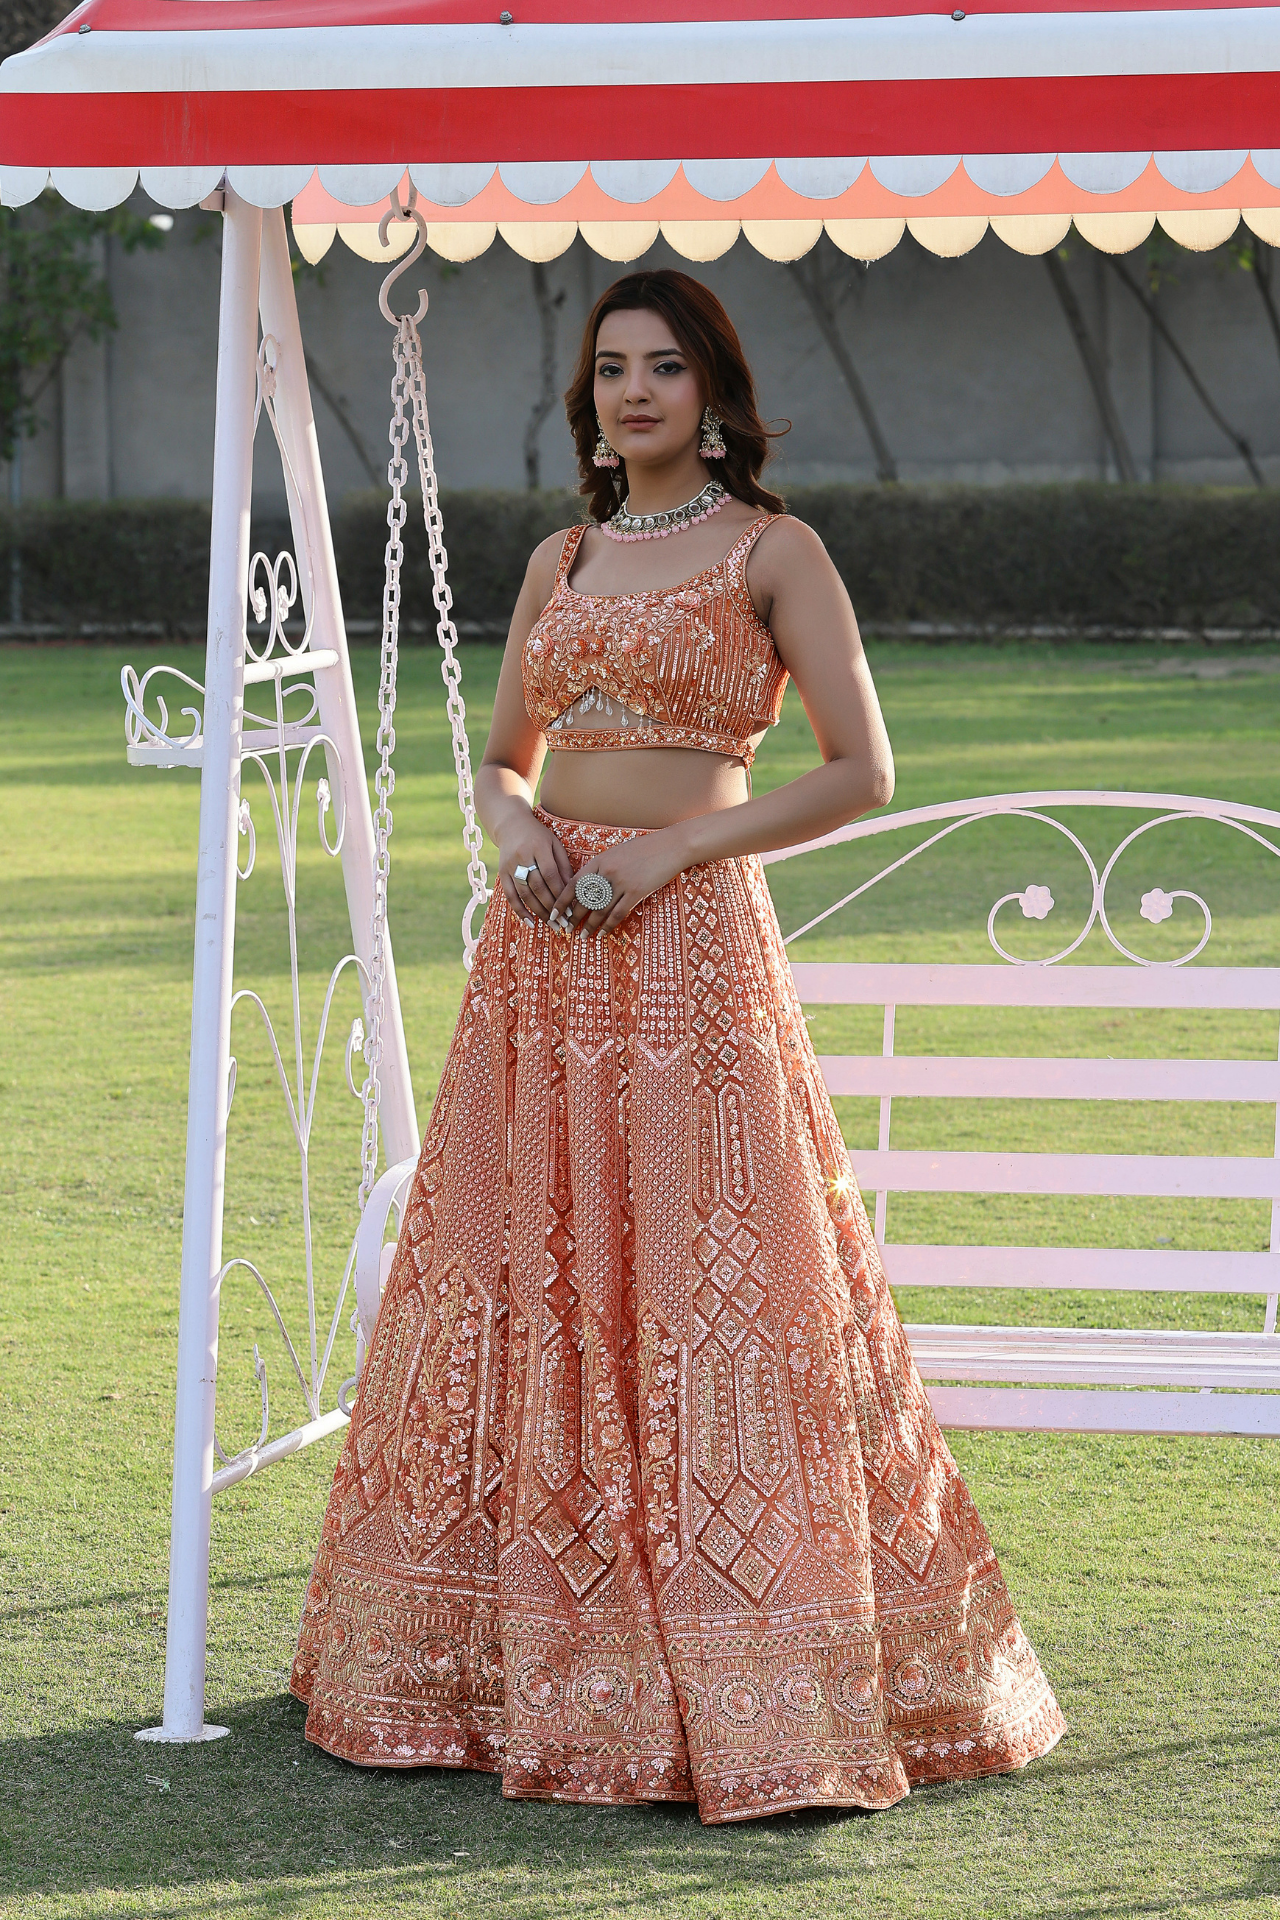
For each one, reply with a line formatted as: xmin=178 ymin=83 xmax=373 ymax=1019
xmin=548 ymin=827 xmax=689 ymax=936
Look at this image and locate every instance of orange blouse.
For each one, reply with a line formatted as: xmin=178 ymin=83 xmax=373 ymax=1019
xmin=522 ymin=515 xmax=789 ymax=767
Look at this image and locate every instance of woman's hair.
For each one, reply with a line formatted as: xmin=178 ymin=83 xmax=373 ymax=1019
xmin=564 ymin=268 xmax=786 ymax=523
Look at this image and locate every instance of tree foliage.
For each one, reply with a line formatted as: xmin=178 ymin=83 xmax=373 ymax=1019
xmin=0 ymin=193 xmax=165 ymax=466
xmin=1 ymin=4 xmax=169 ymax=471
xmin=0 ymin=2 xmax=70 ymax=64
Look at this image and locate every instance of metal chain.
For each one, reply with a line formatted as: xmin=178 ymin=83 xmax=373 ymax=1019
xmin=359 ymin=305 xmax=492 ymax=1207
xmin=358 ymin=319 xmax=411 ymax=1208
xmin=401 ymin=314 xmax=491 ymax=968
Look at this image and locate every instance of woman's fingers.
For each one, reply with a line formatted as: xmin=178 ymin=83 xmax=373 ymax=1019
xmin=541 ymin=837 xmax=576 ymax=927
xmin=575 ymin=863 xmax=623 ymax=935
xmin=587 ymin=896 xmax=627 ymax=935
xmin=503 ymin=855 xmax=544 ymax=926
xmin=549 ymin=875 xmax=578 ymax=927
xmin=540 ymin=857 xmax=639 ymax=936
xmin=547 ymin=835 xmax=575 ymax=891
xmin=506 ymin=846 xmax=565 ymax=920
xmin=549 ymin=856 xmax=593 ymax=930
xmin=522 ymin=863 xmax=560 ymax=918
xmin=506 ymin=860 xmax=582 ymax=927
xmin=503 ymin=877 xmax=537 ymax=926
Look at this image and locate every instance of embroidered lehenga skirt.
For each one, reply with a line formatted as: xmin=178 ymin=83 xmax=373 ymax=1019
xmin=291 ymin=813 xmax=1064 ymax=1822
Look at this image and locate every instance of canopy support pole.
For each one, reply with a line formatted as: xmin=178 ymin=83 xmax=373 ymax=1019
xmin=256 ymin=208 xmax=418 ymax=1163
xmin=137 ymin=195 xmax=423 ymax=1745
xmin=138 ymin=187 xmax=263 ymax=1745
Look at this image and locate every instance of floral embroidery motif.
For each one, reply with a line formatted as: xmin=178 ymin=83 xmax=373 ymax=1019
xmin=515 ymin=1660 xmax=564 ymax=1714
xmin=291 ymin=813 xmax=1065 ymax=1822
xmin=715 ymin=1674 xmax=767 ymax=1730
xmin=576 ymin=1666 xmax=632 ymax=1716
xmin=391 ymin=1261 xmax=485 ymax=1561
xmin=777 ymin=1669 xmax=827 ymax=1718
xmin=640 ymin=1313 xmax=683 ymax=1575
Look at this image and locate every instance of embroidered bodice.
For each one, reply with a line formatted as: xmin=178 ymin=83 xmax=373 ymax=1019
xmin=522 ymin=515 xmax=788 ymax=767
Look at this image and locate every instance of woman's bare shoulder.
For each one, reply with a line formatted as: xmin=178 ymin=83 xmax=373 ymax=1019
xmin=753 ymin=513 xmax=831 ymax=566
xmin=524 ymin=524 xmax=586 ymax=607
xmin=514 ymin=522 xmax=587 ymax=618
xmin=746 ymin=513 xmax=838 ymax=600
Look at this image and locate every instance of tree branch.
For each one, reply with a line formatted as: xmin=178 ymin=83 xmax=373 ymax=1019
xmin=786 ymin=251 xmax=897 ymax=483
xmin=1042 ymin=250 xmax=1138 ymax=484
xmin=303 ymin=348 xmax=381 ymax=487
xmin=1245 ymin=236 xmax=1280 ymax=367
xmin=524 ymin=261 xmax=566 ymax=491
xmin=1104 ymin=252 xmax=1265 ymax=487
xmin=25 ymin=318 xmax=88 ymax=417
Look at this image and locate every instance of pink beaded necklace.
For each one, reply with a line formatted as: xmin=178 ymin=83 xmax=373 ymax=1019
xmin=600 ymin=478 xmax=729 ymax=544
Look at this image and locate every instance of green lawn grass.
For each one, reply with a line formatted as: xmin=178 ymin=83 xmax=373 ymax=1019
xmin=1 ymin=637 xmax=1278 ymax=1919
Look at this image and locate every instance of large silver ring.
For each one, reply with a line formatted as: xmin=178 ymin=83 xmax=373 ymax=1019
xmin=513 ymin=863 xmax=534 ymax=884
xmin=574 ymin=871 xmax=615 ymax=913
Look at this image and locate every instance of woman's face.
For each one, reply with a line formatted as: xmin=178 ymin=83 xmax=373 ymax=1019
xmin=593 ymin=307 xmax=705 ymax=469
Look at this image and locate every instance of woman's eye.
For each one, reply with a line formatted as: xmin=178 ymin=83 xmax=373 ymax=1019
xmin=654 ymin=360 xmax=685 ymax=375
xmin=596 ymin=362 xmax=623 ymax=377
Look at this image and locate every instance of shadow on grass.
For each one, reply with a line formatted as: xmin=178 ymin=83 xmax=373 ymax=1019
xmin=1038 ymin=1723 xmax=1280 ymax=1780
xmin=0 ymin=1566 xmax=316 ymax=1624
xmin=4 ymin=1695 xmax=1277 ymax=1915
xmin=0 ymin=1690 xmax=995 ymax=1912
xmin=1039 ymin=1853 xmax=1280 ymax=1920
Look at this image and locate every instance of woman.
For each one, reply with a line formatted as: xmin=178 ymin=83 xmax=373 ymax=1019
xmin=292 ymin=269 xmax=1064 ymax=1822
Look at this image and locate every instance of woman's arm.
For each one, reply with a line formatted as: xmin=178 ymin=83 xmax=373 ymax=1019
xmin=473 ymin=532 xmax=576 ymax=925
xmin=552 ymin=517 xmax=895 ymax=933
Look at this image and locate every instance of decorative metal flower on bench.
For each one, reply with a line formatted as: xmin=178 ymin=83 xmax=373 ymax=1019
xmin=767 ymin=796 xmax=1265 ymax=970
xmin=1019 ymin=884 xmax=1055 ymax=920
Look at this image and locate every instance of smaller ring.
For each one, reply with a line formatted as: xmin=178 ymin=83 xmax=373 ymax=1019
xmin=513 ymin=863 xmax=534 ymax=884
xmin=575 ymin=871 xmax=615 ymax=913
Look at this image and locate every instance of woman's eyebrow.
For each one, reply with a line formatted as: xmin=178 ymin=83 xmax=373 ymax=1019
xmin=594 ymin=347 xmax=683 ymax=359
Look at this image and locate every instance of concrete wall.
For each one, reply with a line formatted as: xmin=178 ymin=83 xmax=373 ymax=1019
xmin=13 ymin=205 xmax=1280 ymax=512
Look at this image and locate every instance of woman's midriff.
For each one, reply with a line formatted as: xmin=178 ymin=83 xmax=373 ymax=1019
xmin=538 ymin=741 xmax=755 ymax=830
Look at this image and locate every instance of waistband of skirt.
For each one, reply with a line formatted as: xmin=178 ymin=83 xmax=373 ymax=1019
xmin=535 ymin=805 xmax=654 ymax=863
xmin=532 ymin=807 xmax=763 ymax=884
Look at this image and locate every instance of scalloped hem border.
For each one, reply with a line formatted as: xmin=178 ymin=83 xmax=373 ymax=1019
xmin=292 ymin=1691 xmax=1066 ymax=1824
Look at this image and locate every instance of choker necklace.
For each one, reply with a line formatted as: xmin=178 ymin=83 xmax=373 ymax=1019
xmin=601 ymin=479 xmax=729 ymax=543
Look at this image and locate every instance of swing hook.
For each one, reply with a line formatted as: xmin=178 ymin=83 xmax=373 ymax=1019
xmin=378 ymin=185 xmax=430 ymax=327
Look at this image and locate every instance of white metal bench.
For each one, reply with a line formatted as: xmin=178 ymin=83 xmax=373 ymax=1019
xmin=763 ymin=790 xmax=1280 ymax=1437
xmin=353 ymin=789 xmax=1280 ymax=1435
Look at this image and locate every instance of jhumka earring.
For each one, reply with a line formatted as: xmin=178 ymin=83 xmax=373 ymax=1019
xmin=592 ymin=414 xmax=620 ymax=469
xmin=699 ymin=407 xmax=727 ymax=459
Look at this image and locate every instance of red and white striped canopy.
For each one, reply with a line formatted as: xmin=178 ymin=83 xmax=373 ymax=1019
xmin=4 ymin=0 xmax=1280 ymax=264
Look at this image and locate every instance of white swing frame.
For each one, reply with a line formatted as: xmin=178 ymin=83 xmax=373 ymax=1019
xmin=126 ymin=186 xmax=485 ymax=1743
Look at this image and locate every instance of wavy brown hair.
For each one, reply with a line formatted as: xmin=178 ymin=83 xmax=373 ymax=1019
xmin=565 ymin=268 xmax=787 ymax=523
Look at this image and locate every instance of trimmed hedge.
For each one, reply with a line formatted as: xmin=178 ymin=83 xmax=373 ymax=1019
xmin=792 ymin=484 xmax=1280 ymax=632
xmin=0 ymin=500 xmax=216 ymax=628
xmin=332 ymin=489 xmax=578 ymax=634
xmin=5 ymin=484 xmax=1280 ymax=635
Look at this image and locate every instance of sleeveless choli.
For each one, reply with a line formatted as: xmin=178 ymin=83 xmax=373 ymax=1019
xmin=291 ymin=517 xmax=1064 ymax=1821
xmin=522 ymin=517 xmax=789 ymax=766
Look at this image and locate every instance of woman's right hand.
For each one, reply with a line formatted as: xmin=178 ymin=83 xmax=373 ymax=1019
xmin=499 ymin=810 xmax=575 ymax=928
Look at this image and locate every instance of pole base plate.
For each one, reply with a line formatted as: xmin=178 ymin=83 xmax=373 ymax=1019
xmin=135 ymin=1724 xmax=231 ymax=1744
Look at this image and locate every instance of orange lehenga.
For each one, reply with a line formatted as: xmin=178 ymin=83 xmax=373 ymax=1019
xmin=291 ymin=517 xmax=1065 ymax=1822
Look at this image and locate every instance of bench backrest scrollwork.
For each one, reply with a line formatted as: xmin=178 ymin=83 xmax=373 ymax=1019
xmin=766 ymin=791 xmax=1280 ymax=1435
